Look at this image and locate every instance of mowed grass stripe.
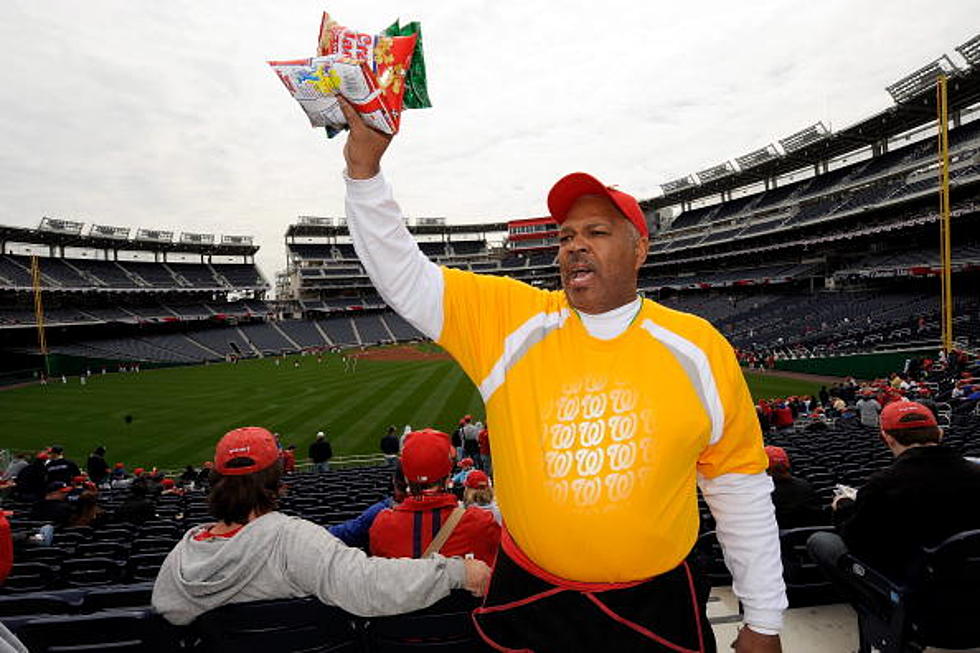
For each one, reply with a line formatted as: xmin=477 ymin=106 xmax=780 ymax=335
xmin=1 ymin=348 xmax=823 ymax=471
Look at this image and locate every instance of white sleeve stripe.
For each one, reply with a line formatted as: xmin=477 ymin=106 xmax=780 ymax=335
xmin=478 ymin=309 xmax=570 ymax=401
xmin=640 ymin=319 xmax=725 ymax=445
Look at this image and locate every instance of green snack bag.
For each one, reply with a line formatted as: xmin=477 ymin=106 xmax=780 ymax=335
xmin=385 ymin=19 xmax=432 ymax=109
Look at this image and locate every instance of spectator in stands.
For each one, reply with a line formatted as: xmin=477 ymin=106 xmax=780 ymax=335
xmin=30 ymin=482 xmax=74 ymax=527
xmin=1 ymin=453 xmax=29 ymax=483
xmin=114 ymin=479 xmax=156 ymax=524
xmin=330 ymin=462 xmax=408 ymax=549
xmin=44 ymin=446 xmax=80 ymax=485
xmin=818 ymin=386 xmax=830 ymax=408
xmin=764 ymin=446 xmax=823 ymax=529
xmin=86 ymin=446 xmax=110 ymax=486
xmin=14 ymin=453 xmax=48 ymax=502
xmin=370 ymin=429 xmax=500 ymax=566
xmin=771 ymin=401 xmax=795 ymax=432
xmin=196 ymin=461 xmax=213 ymax=488
xmin=111 ymin=462 xmax=127 ymax=483
xmin=152 ymin=426 xmax=489 ymax=625
xmin=69 ymin=485 xmax=106 ymax=527
xmin=451 ymin=457 xmax=475 ymax=487
xmin=282 ymin=444 xmax=296 ymax=474
xmin=380 ymin=425 xmax=400 ymax=467
xmin=180 ymin=465 xmax=198 ymax=485
xmin=855 ymin=390 xmax=881 ymax=428
xmin=808 ymin=401 xmax=980 ymax=589
xmin=461 ymin=417 xmax=481 ymax=461
xmin=340 ymin=102 xmax=784 ymax=650
xmin=451 ymin=418 xmax=466 ymax=461
xmin=477 ymin=424 xmax=492 ymax=475
xmin=309 ymin=431 xmax=333 ymax=473
xmin=462 ymin=471 xmax=501 ymax=525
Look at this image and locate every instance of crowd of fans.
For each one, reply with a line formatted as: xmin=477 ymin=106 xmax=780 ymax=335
xmin=1 ymin=353 xmax=978 ymax=649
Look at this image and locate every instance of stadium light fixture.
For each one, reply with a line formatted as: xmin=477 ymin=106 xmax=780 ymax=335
xmin=955 ymin=33 xmax=980 ymax=67
xmin=695 ymin=161 xmax=735 ymax=183
xmin=180 ymin=232 xmax=216 ymax=245
xmin=38 ymin=217 xmax=85 ymax=235
xmin=88 ymin=224 xmax=131 ymax=240
xmin=221 ymin=235 xmax=254 ymax=246
xmin=136 ymin=228 xmax=174 ymax=243
xmin=735 ymin=144 xmax=780 ymax=170
xmin=885 ymin=55 xmax=959 ymax=103
xmin=298 ymin=216 xmax=335 ymax=226
xmin=661 ymin=175 xmax=698 ymax=195
xmin=778 ymin=122 xmax=830 ymax=153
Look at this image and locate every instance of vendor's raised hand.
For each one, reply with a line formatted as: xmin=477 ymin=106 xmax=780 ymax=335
xmin=338 ymin=96 xmax=393 ymax=180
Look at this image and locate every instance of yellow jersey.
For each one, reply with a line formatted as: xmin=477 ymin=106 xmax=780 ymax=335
xmin=438 ymin=267 xmax=767 ymax=582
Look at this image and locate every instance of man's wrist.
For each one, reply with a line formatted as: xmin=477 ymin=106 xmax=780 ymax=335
xmin=345 ymin=164 xmax=381 ymax=180
xmin=744 ymin=624 xmax=780 ymax=636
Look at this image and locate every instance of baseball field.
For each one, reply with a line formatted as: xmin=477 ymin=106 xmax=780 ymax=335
xmin=1 ymin=344 xmax=824 ymax=471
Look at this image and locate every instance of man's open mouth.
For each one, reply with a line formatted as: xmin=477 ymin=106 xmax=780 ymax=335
xmin=566 ymin=264 xmax=595 ymax=288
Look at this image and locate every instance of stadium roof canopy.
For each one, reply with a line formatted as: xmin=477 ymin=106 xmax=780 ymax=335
xmin=0 ymin=223 xmax=259 ymax=256
xmin=286 ymin=221 xmax=509 ymax=238
xmin=643 ymin=55 xmax=980 ymax=210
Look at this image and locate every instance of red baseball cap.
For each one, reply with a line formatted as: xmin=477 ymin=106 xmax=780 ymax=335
xmin=459 ymin=457 xmax=474 ymax=468
xmin=401 ymin=429 xmax=453 ymax=484
xmin=133 ymin=468 xmax=144 ymax=477
xmin=161 ymin=479 xmax=175 ymax=489
xmin=215 ymin=427 xmax=281 ymax=476
xmin=764 ymin=446 xmax=790 ymax=469
xmin=464 ymin=470 xmax=490 ymax=489
xmin=880 ymin=401 xmax=938 ymax=431
xmin=547 ymin=172 xmax=649 ymax=238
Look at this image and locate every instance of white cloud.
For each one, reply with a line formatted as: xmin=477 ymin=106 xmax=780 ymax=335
xmin=0 ymin=0 xmax=976 ymax=279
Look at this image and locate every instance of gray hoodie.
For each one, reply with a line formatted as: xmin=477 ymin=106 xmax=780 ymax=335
xmin=151 ymin=511 xmax=465 ymax=625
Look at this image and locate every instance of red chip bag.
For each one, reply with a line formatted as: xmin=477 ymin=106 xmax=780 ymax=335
xmin=317 ymin=12 xmax=417 ymax=129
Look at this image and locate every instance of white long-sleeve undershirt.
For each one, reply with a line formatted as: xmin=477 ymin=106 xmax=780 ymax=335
xmin=344 ymin=170 xmax=786 ymax=633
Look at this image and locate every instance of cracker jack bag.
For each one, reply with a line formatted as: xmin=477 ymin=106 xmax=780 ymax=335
xmin=269 ymin=56 xmax=396 ymax=137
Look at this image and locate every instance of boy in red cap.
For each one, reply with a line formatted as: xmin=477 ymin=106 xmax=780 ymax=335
xmin=369 ymin=429 xmax=500 ymax=566
xmin=462 ymin=470 xmax=501 ymax=525
xmin=763 ymin=447 xmax=821 ymax=529
xmin=152 ymin=426 xmax=490 ymax=626
xmin=809 ymin=400 xmax=980 ymax=590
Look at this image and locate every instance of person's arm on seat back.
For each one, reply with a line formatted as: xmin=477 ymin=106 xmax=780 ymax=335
xmin=339 ymin=98 xmax=443 ymax=340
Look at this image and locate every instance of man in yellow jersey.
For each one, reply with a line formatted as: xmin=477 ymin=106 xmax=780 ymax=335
xmin=337 ymin=99 xmax=786 ymax=652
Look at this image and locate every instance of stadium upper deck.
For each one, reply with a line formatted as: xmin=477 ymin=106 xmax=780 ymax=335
xmin=0 ymin=221 xmax=266 ymax=295
xmin=283 ymin=34 xmax=980 ymax=306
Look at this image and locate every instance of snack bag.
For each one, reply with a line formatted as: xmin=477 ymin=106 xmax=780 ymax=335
xmin=383 ymin=19 xmax=431 ymax=109
xmin=270 ymin=12 xmax=430 ymax=138
xmin=317 ymin=13 xmax=417 ymax=129
xmin=269 ymin=56 xmax=397 ymax=137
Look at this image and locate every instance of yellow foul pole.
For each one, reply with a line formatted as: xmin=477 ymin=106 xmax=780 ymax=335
xmin=30 ymin=255 xmax=50 ymax=375
xmin=936 ymin=75 xmax=953 ymax=353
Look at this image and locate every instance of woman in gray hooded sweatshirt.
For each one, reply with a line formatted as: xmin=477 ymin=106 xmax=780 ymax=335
xmin=152 ymin=426 xmax=489 ymax=626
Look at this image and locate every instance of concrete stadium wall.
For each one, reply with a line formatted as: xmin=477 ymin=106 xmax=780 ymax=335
xmin=774 ymin=349 xmax=936 ymax=379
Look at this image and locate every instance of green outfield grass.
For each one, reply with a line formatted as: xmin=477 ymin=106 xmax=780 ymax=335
xmin=1 ymin=347 xmax=823 ymax=470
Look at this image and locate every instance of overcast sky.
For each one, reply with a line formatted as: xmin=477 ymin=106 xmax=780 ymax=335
xmin=0 ymin=1 xmax=976 ymax=279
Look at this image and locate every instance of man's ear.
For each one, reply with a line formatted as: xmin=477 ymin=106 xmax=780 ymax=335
xmin=635 ymin=236 xmax=649 ymax=270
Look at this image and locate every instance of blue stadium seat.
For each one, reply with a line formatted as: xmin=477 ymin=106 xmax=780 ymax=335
xmin=14 ymin=609 xmax=180 ymax=652
xmin=191 ymin=596 xmax=359 ymax=652
xmin=363 ymin=591 xmax=488 ymax=652
xmin=2 ymin=562 xmax=61 ymax=593
xmin=842 ymin=529 xmax=980 ymax=653
xmin=779 ymin=526 xmax=842 ymax=607
xmin=60 ymin=557 xmax=126 ymax=587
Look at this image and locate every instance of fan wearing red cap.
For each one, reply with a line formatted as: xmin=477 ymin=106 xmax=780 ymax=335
xmin=809 ymin=398 xmax=980 ymax=597
xmin=340 ymin=104 xmax=784 ymax=649
xmin=462 ymin=470 xmax=502 ymax=526
xmin=151 ymin=425 xmax=491 ymax=627
xmin=369 ymin=429 xmax=500 ymax=566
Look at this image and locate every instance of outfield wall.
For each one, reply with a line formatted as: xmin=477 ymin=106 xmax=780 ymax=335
xmin=774 ymin=348 xmax=936 ymax=379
